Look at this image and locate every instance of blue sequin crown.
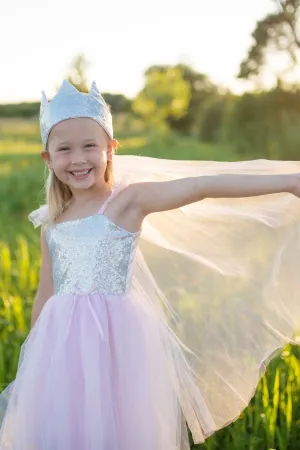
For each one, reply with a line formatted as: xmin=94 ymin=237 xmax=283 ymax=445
xmin=39 ymin=79 xmax=113 ymax=148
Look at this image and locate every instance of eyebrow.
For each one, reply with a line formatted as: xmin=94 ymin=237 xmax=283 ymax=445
xmin=56 ymin=138 xmax=98 ymax=146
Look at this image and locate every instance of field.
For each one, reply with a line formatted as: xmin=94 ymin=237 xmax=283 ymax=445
xmin=0 ymin=117 xmax=299 ymax=449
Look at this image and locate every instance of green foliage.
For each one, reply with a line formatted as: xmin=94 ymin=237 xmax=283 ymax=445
xmin=191 ymin=345 xmax=300 ymax=449
xmin=131 ymin=63 xmax=300 ymax=161
xmin=198 ymin=95 xmax=233 ymax=142
xmin=1 ymin=238 xmax=299 ymax=450
xmin=0 ymin=117 xmax=238 ymax=246
xmin=164 ymin=64 xmax=217 ymax=134
xmin=134 ymin=64 xmax=217 ymax=134
xmin=238 ymin=0 xmax=300 ymax=81
xmin=0 ymin=103 xmax=39 ymax=118
xmin=0 ymin=117 xmax=299 ymax=449
xmin=64 ymin=53 xmax=91 ymax=93
xmin=224 ymin=87 xmax=300 ymax=159
xmin=132 ymin=66 xmax=192 ymax=131
xmin=102 ymin=93 xmax=132 ymax=114
xmin=0 ymin=238 xmax=41 ymax=388
xmin=4 ymin=61 xmax=300 ymax=162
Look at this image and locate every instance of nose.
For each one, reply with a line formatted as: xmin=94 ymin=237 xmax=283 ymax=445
xmin=68 ymin=147 xmax=88 ymax=165
xmin=71 ymin=159 xmax=87 ymax=165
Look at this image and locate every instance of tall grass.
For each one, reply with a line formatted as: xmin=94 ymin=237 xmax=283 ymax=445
xmin=0 ymin=240 xmax=299 ymax=449
xmin=191 ymin=346 xmax=300 ymax=449
xmin=0 ymin=117 xmax=299 ymax=449
xmin=0 ymin=238 xmax=40 ymax=387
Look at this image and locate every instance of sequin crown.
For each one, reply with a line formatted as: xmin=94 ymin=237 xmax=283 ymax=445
xmin=39 ymin=79 xmax=113 ymax=148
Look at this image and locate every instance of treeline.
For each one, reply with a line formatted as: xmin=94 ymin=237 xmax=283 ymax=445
xmin=198 ymin=87 xmax=300 ymax=160
xmin=0 ymin=102 xmax=40 ymax=118
xmin=0 ymin=93 xmax=131 ymax=118
xmin=1 ymin=64 xmax=300 ymax=160
xmin=132 ymin=64 xmax=300 ymax=160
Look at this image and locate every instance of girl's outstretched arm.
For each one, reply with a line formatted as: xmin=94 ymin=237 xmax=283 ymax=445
xmin=30 ymin=225 xmax=54 ymax=328
xmin=132 ymin=173 xmax=299 ymax=216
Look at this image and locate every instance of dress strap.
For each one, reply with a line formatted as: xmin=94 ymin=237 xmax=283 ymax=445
xmin=99 ymin=181 xmax=129 ymax=215
xmin=98 ymin=189 xmax=115 ymax=214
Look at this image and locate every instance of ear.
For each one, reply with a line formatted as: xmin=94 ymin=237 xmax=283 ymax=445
xmin=107 ymin=139 xmax=118 ymax=160
xmin=106 ymin=146 xmax=114 ymax=161
xmin=40 ymin=148 xmax=53 ymax=169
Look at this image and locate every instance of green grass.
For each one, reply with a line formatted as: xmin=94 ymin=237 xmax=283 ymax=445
xmin=0 ymin=116 xmax=299 ymax=449
xmin=0 ymin=239 xmax=299 ymax=450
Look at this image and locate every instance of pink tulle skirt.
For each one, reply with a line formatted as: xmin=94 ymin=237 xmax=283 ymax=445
xmin=0 ymin=291 xmax=187 ymax=450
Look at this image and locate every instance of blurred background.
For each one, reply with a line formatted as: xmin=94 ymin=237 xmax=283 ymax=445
xmin=0 ymin=0 xmax=299 ymax=448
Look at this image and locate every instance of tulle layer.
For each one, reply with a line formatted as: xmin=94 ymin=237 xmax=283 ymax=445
xmin=113 ymin=157 xmax=300 ymax=443
xmin=23 ymin=157 xmax=300 ymax=447
xmin=0 ymin=291 xmax=190 ymax=450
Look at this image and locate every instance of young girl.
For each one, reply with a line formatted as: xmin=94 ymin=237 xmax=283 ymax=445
xmin=0 ymin=79 xmax=299 ymax=450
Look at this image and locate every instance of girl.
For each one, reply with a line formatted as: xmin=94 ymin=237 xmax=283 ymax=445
xmin=0 ymin=79 xmax=299 ymax=450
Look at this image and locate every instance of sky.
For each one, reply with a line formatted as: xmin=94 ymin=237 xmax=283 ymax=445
xmin=0 ymin=0 xmax=276 ymax=103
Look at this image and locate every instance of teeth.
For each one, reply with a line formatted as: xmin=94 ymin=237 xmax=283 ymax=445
xmin=71 ymin=170 xmax=89 ymax=175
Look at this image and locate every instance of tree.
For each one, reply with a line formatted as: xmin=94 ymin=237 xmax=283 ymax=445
xmin=64 ymin=53 xmax=91 ymax=93
xmin=133 ymin=64 xmax=217 ymax=134
xmin=101 ymin=93 xmax=132 ymax=114
xmin=55 ymin=53 xmax=131 ymax=114
xmin=238 ymin=0 xmax=300 ymax=84
xmin=164 ymin=64 xmax=217 ymax=134
xmin=199 ymin=95 xmax=232 ymax=142
xmin=132 ymin=66 xmax=192 ymax=132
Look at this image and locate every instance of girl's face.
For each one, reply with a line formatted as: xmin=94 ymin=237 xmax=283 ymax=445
xmin=41 ymin=118 xmax=117 ymax=191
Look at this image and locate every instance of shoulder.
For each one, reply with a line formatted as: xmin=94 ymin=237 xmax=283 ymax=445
xmin=114 ymin=181 xmax=144 ymax=210
xmin=108 ymin=182 xmax=146 ymax=226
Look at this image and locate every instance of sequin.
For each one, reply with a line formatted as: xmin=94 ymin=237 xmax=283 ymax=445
xmin=46 ymin=213 xmax=140 ymax=295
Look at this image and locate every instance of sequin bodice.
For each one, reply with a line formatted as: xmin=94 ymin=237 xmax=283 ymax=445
xmin=46 ymin=213 xmax=141 ymax=296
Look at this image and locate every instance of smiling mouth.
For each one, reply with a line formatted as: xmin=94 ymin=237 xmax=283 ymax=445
xmin=69 ymin=168 xmax=93 ymax=178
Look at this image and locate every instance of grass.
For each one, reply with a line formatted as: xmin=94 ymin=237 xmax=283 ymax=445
xmin=0 ymin=116 xmax=299 ymax=449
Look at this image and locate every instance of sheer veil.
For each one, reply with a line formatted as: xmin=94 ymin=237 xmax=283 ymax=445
xmin=29 ymin=155 xmax=300 ymax=443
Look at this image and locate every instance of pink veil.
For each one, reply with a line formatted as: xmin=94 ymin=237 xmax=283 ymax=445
xmin=29 ymin=155 xmax=300 ymax=444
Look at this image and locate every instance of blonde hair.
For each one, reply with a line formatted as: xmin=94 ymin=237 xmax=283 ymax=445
xmin=44 ymin=126 xmax=116 ymax=225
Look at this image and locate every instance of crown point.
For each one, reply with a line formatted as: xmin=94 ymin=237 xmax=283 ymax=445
xmin=57 ymin=79 xmax=78 ymax=95
xmin=41 ymin=91 xmax=48 ymax=105
xmin=39 ymin=78 xmax=113 ymax=146
xmin=90 ymin=80 xmax=100 ymax=97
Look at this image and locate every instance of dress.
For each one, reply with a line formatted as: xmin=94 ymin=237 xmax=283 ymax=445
xmin=0 ymin=156 xmax=300 ymax=449
xmin=0 ymin=183 xmax=190 ymax=450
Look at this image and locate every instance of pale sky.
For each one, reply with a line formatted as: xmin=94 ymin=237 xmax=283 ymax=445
xmin=0 ymin=0 xmax=276 ymax=103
